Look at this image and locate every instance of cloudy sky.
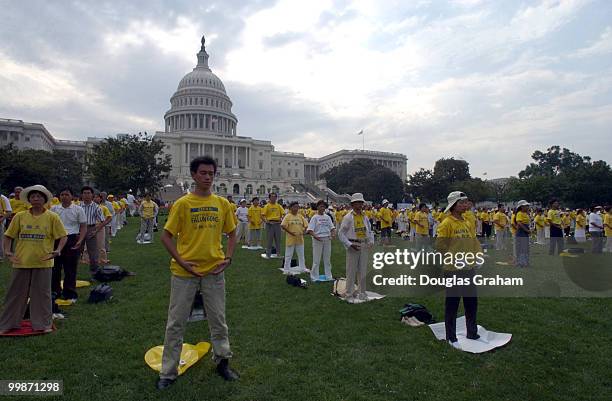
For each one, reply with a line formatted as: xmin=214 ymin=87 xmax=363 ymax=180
xmin=1 ymin=0 xmax=611 ymax=178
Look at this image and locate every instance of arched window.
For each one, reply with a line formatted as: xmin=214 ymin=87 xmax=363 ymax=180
xmin=246 ymin=184 xmax=253 ymax=195
xmin=233 ymin=184 xmax=240 ymax=195
xmin=219 ymin=183 xmax=227 ymax=194
xmin=259 ymin=185 xmax=266 ymax=195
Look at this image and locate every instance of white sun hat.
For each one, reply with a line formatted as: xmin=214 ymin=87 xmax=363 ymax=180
xmin=350 ymin=193 xmax=366 ymax=203
xmin=20 ymin=184 xmax=53 ymax=206
xmin=516 ymin=200 xmax=531 ymax=208
xmin=444 ymin=191 xmax=468 ymax=213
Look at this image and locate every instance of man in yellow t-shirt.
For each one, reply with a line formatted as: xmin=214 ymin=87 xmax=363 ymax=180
xmin=379 ymin=200 xmax=393 ymax=246
xmin=138 ymin=193 xmax=159 ymax=243
xmin=9 ymin=186 xmax=28 ymax=218
xmin=157 ymin=156 xmax=237 ymax=389
xmin=414 ymin=203 xmax=430 ymax=250
xmin=493 ymin=205 xmax=509 ymax=251
xmin=0 ymin=185 xmax=67 ymax=334
xmin=281 ymin=201 xmax=308 ymax=272
xmin=547 ymin=199 xmax=563 ymax=255
xmin=247 ymin=197 xmax=263 ymax=249
xmin=262 ymin=193 xmax=284 ymax=258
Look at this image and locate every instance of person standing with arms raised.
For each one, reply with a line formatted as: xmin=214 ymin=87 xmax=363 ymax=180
xmin=157 ymin=156 xmax=238 ymax=390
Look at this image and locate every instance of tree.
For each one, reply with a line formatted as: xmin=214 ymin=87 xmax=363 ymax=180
xmin=321 ymin=158 xmax=405 ymax=204
xmin=0 ymin=144 xmax=83 ymax=194
xmin=449 ymin=178 xmax=493 ymax=203
xmin=86 ymin=132 xmax=172 ymax=194
xmin=514 ymin=146 xmax=612 ymax=207
xmin=406 ymin=168 xmax=443 ymax=203
xmin=407 ymin=158 xmax=478 ymax=203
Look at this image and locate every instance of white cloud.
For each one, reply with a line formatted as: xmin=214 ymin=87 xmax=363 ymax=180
xmin=570 ymin=26 xmax=612 ymax=58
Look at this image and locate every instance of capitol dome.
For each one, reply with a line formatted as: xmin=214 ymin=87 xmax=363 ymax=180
xmin=164 ymin=36 xmax=237 ymax=136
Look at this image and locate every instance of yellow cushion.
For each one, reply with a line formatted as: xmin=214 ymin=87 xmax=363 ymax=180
xmin=144 ymin=342 xmax=211 ymax=375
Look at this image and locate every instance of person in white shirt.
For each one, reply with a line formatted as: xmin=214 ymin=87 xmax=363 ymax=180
xmin=50 ymin=187 xmax=87 ymax=300
xmin=588 ymin=206 xmax=604 ymax=254
xmin=338 ymin=193 xmax=374 ymax=302
xmin=235 ymin=199 xmax=249 ymax=245
xmin=0 ymin=192 xmax=13 ymax=260
xmin=127 ymin=191 xmax=137 ymax=217
xmin=306 ymin=200 xmax=336 ymax=281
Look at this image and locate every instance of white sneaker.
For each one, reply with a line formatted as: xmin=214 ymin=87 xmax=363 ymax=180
xmin=448 ymin=340 xmax=462 ymax=350
xmin=53 ymin=313 xmax=65 ymax=320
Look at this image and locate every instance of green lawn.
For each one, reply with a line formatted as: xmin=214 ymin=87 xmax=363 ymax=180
xmin=0 ymin=217 xmax=611 ymax=401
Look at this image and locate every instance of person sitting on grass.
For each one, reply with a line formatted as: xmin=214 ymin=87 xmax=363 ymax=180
xmin=281 ymin=201 xmax=308 ymax=274
xmin=0 ymin=185 xmax=67 ymax=334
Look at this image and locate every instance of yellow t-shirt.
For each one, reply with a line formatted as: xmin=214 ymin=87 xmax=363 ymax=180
xmin=262 ymin=203 xmax=284 ymax=222
xmin=164 ymin=193 xmax=236 ymax=277
xmin=141 ymin=200 xmax=157 ymax=219
xmin=479 ymin=211 xmax=490 ymax=223
xmin=379 ymin=207 xmax=393 ymax=228
xmin=247 ymin=206 xmax=263 ymax=229
xmin=534 ymin=215 xmax=546 ymax=228
xmin=604 ymin=213 xmax=612 ymax=237
xmin=4 ymin=210 xmax=67 ymax=268
xmin=516 ymin=211 xmax=530 ymax=227
xmin=10 ymin=198 xmax=28 ymax=214
xmin=575 ymin=214 xmax=586 ymax=229
xmin=51 ymin=197 xmax=60 ymax=206
xmin=281 ymin=213 xmax=308 ymax=245
xmin=112 ymin=201 xmax=120 ymax=212
xmin=547 ymin=210 xmax=561 ymax=226
xmin=415 ymin=211 xmax=429 ymax=236
xmin=561 ymin=215 xmax=570 ymax=228
xmin=493 ymin=212 xmax=508 ymax=228
xmin=100 ymin=204 xmax=112 ymax=218
xmin=462 ymin=210 xmax=477 ymax=234
xmin=436 ymin=215 xmax=482 ymax=270
xmin=353 ymin=213 xmax=367 ymax=239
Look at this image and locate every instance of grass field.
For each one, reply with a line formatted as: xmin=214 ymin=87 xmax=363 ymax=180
xmin=0 ymin=217 xmax=611 ymax=401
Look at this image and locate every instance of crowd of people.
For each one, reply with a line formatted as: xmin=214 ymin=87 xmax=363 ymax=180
xmin=0 ymin=155 xmax=610 ymax=389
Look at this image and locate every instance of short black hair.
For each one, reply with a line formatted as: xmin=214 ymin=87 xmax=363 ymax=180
xmin=316 ymin=199 xmax=328 ymax=208
xmin=269 ymin=192 xmax=277 ymax=198
xmin=418 ymin=203 xmax=427 ymax=210
xmin=252 ymin=197 xmax=259 ymax=202
xmin=59 ymin=187 xmax=73 ymax=195
xmin=289 ymin=201 xmax=299 ymax=208
xmin=190 ymin=156 xmax=217 ymax=174
xmin=81 ymin=186 xmax=94 ymax=194
xmin=549 ymin=198 xmax=559 ymax=206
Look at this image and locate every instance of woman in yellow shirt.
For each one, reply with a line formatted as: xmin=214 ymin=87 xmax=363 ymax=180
xmin=514 ymin=201 xmax=531 ymax=268
xmin=604 ymin=207 xmax=612 ymax=253
xmin=280 ymin=201 xmax=308 ymax=273
xmin=436 ymin=191 xmax=482 ymax=348
xmin=534 ymin=209 xmax=547 ymax=245
xmin=574 ymin=209 xmax=587 ymax=243
xmin=0 ymin=185 xmax=67 ymax=334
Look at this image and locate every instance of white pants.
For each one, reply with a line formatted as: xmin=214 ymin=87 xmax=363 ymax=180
xmin=574 ymin=228 xmax=586 ymax=243
xmin=235 ymin=221 xmax=248 ymax=243
xmin=284 ymin=244 xmax=306 ymax=270
xmin=605 ymin=236 xmax=612 ymax=252
xmin=345 ymin=244 xmax=369 ymax=298
xmin=495 ymin=228 xmax=506 ymax=250
xmin=111 ymin=215 xmax=118 ymax=237
xmin=311 ymin=237 xmax=332 ymax=280
xmin=536 ymin=228 xmax=545 ymax=245
xmin=544 ymin=226 xmax=550 ymax=239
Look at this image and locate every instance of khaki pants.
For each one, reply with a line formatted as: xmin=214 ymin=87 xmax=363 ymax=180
xmin=96 ymin=227 xmax=108 ymax=263
xmin=160 ymin=273 xmax=232 ymax=380
xmin=0 ymin=268 xmax=52 ymax=331
xmin=311 ymin=237 xmax=332 ymax=280
xmin=139 ymin=217 xmax=154 ymax=241
xmin=235 ymin=221 xmax=248 ymax=243
xmin=345 ymin=243 xmax=369 ymax=298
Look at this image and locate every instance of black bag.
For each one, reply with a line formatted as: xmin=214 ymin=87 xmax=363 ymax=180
xmin=88 ymin=284 xmax=113 ymax=303
xmin=399 ymin=303 xmax=435 ymax=324
xmin=93 ymin=265 xmax=129 ymax=282
xmin=286 ymin=275 xmax=308 ymax=289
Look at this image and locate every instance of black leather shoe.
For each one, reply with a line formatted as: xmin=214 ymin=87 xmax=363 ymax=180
xmin=467 ymin=333 xmax=481 ymax=340
xmin=156 ymin=378 xmax=176 ymax=390
xmin=216 ymin=359 xmax=240 ymax=381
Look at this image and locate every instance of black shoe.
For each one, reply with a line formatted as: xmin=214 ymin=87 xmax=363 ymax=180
xmin=216 ymin=359 xmax=239 ymax=381
xmin=156 ymin=378 xmax=175 ymax=390
xmin=467 ymin=333 xmax=480 ymax=340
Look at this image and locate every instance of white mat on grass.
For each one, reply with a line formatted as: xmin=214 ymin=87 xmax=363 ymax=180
xmin=338 ymin=291 xmax=386 ymax=304
xmin=278 ymin=268 xmax=310 ymax=275
xmin=428 ymin=316 xmax=512 ymax=353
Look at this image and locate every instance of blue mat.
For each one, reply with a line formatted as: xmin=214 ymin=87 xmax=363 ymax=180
xmin=312 ymin=275 xmax=334 ymax=282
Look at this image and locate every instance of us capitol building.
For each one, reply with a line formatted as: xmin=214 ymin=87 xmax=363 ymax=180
xmin=1 ymin=36 xmax=407 ymax=201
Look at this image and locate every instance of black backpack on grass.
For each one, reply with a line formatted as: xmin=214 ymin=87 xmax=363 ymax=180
xmin=88 ymin=284 xmax=113 ymax=303
xmin=399 ymin=303 xmax=435 ymax=324
xmin=93 ymin=265 xmax=130 ymax=282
